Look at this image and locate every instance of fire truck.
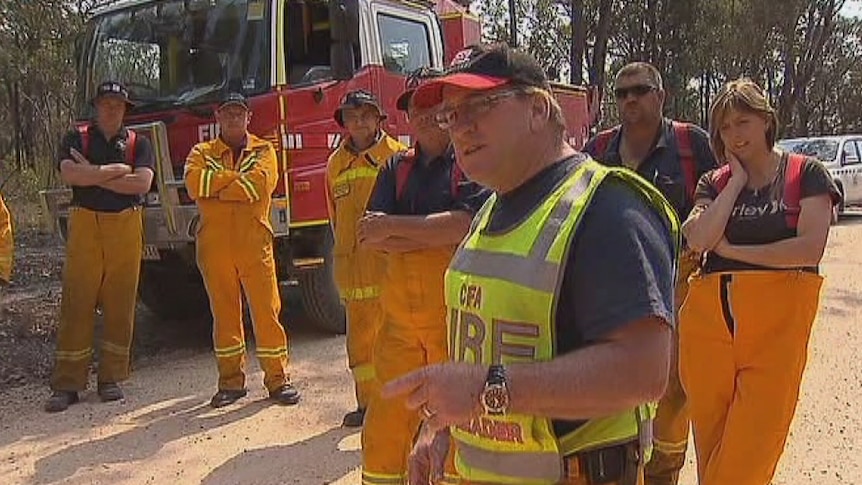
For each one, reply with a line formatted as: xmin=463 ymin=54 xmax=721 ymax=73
xmin=40 ymin=0 xmax=593 ymax=334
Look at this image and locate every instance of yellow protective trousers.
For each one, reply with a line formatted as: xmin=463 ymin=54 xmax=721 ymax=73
xmin=346 ymin=298 xmax=384 ymax=408
xmin=0 ymin=193 xmax=12 ymax=283
xmin=51 ymin=207 xmax=143 ymax=391
xmin=326 ymin=134 xmax=403 ymax=409
xmin=362 ymin=246 xmax=455 ymax=485
xmin=196 ymin=223 xmax=289 ymax=393
xmin=645 ymin=251 xmax=700 ymax=485
xmin=679 ymin=270 xmax=823 ymax=485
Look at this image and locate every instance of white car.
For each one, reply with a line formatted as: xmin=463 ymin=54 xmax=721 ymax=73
xmin=777 ymin=135 xmax=862 ymax=218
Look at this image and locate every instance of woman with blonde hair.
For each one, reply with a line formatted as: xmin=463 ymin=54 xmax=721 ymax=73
xmin=679 ymin=78 xmax=840 ymax=485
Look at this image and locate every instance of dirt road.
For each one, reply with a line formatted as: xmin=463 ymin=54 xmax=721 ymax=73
xmin=1 ymin=216 xmax=861 ymax=485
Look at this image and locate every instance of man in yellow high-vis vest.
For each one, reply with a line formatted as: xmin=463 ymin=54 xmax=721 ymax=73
xmin=326 ymin=90 xmax=405 ymax=427
xmin=384 ymin=43 xmax=680 ymax=485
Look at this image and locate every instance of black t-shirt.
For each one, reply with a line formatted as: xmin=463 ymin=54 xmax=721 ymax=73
xmin=696 ymin=153 xmax=840 ymax=273
xmin=57 ymin=125 xmax=156 ymax=212
xmin=367 ymin=145 xmax=489 ymax=215
xmin=483 ymin=153 xmax=676 ymax=435
xmin=583 ymin=118 xmax=718 ymax=220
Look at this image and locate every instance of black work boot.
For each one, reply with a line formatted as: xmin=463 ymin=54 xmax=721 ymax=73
xmin=342 ymin=408 xmax=366 ymax=428
xmin=45 ymin=391 xmax=79 ymax=413
xmin=269 ymin=384 xmax=300 ymax=406
xmin=210 ymin=389 xmax=248 ymax=408
xmin=97 ymin=382 xmax=124 ymax=402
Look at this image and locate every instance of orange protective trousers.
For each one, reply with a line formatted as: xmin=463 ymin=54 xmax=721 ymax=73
xmin=51 ymin=207 xmax=143 ymax=391
xmin=185 ymin=135 xmax=290 ymax=392
xmin=679 ymin=270 xmax=823 ymax=485
xmin=0 ymin=193 xmax=12 ymax=283
xmin=361 ymin=246 xmax=455 ymax=485
xmin=645 ymin=251 xmax=700 ymax=485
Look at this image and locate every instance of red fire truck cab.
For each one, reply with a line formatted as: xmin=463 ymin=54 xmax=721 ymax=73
xmin=40 ymin=0 xmax=593 ymax=334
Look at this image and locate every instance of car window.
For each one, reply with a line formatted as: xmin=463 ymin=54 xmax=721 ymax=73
xmin=841 ymin=141 xmax=860 ymax=166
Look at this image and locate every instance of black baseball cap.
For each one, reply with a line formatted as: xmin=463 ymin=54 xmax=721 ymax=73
xmin=412 ymin=43 xmax=551 ymax=108
xmin=396 ymin=66 xmax=444 ymax=112
xmin=92 ymin=81 xmax=134 ymax=107
xmin=334 ymin=90 xmax=386 ymax=127
xmin=218 ymin=92 xmax=250 ymax=110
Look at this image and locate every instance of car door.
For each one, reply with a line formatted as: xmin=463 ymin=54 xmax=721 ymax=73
xmin=839 ymin=139 xmax=862 ymax=205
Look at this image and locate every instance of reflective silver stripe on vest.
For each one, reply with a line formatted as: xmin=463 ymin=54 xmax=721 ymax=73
xmin=449 ymin=167 xmax=595 ymax=293
xmin=458 ymin=440 xmax=563 ymax=482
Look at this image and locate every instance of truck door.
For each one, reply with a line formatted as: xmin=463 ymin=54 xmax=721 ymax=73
xmin=367 ymin=2 xmax=444 ymax=146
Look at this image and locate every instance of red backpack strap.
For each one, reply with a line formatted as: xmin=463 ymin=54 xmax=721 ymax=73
xmin=592 ymin=128 xmax=617 ymax=158
xmin=783 ymin=154 xmax=806 ymax=229
xmin=124 ymin=129 xmax=137 ymax=166
xmin=672 ymin=121 xmax=697 ymax=201
xmin=712 ymin=165 xmax=732 ymax=194
xmin=395 ymin=149 xmax=416 ymax=201
xmin=76 ymin=125 xmax=90 ymax=158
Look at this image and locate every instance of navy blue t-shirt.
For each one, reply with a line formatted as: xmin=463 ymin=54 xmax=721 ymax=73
xmin=482 ymin=153 xmax=676 ymax=436
xmin=367 ymin=145 xmax=489 ymax=216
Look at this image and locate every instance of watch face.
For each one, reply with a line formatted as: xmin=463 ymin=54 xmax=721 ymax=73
xmin=483 ymin=384 xmax=510 ymax=414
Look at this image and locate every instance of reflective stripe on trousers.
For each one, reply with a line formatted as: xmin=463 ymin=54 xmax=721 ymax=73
xmin=51 ymin=207 xmax=143 ymax=391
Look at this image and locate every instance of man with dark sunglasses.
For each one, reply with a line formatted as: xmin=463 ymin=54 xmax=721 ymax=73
xmin=584 ymin=61 xmax=718 ymax=485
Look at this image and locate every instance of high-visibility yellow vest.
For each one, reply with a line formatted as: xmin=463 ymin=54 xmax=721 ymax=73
xmin=444 ymin=159 xmax=681 ymax=485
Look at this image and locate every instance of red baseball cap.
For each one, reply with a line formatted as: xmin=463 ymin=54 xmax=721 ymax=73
xmin=412 ymin=43 xmax=551 ymax=109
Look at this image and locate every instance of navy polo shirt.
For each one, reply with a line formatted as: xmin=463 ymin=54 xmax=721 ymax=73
xmin=583 ymin=118 xmax=718 ymax=219
xmin=367 ymin=145 xmax=489 ymax=216
xmin=57 ymin=124 xmax=155 ymax=212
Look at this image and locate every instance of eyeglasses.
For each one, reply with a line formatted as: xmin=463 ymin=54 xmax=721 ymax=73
xmin=434 ymin=90 xmax=521 ymax=130
xmin=613 ymin=84 xmax=657 ymax=99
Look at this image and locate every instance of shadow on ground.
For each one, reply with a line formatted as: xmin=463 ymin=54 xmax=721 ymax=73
xmin=201 ymin=427 xmax=361 ymax=485
xmin=30 ymin=395 xmax=274 ymax=484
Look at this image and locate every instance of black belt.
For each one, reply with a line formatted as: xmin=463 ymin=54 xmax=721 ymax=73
xmin=563 ymin=441 xmax=640 ymax=485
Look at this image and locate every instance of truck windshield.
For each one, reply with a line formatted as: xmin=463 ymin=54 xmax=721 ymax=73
xmin=81 ymin=0 xmax=270 ymax=115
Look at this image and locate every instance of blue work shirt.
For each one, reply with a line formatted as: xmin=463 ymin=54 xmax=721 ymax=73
xmin=583 ymin=118 xmax=718 ymax=219
xmin=367 ymin=144 xmax=489 ymax=216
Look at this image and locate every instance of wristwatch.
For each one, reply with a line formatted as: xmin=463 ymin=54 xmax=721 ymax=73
xmin=480 ymin=364 xmax=510 ymax=415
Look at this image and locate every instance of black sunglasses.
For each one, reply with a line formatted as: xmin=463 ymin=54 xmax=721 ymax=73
xmin=614 ymin=84 xmax=657 ymax=99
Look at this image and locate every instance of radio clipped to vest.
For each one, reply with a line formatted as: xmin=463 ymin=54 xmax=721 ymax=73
xmin=76 ymin=125 xmax=138 ymax=166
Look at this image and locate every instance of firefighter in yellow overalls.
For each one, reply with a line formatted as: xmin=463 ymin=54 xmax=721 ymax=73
xmin=326 ymin=90 xmax=406 ymax=427
xmin=383 ymin=43 xmax=679 ymax=485
xmin=47 ymin=81 xmax=155 ymax=413
xmin=358 ymin=85 xmax=489 ymax=485
xmin=0 ymin=192 xmax=13 ymax=307
xmin=185 ymin=93 xmax=299 ymax=408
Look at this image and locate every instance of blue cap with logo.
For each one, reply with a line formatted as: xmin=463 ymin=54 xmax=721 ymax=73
xmin=92 ymin=81 xmax=135 ymax=107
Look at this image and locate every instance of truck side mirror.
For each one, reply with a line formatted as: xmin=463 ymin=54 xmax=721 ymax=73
xmin=329 ymin=0 xmax=359 ymax=80
xmin=329 ymin=0 xmax=359 ymax=44
xmin=331 ymin=43 xmax=356 ymax=81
